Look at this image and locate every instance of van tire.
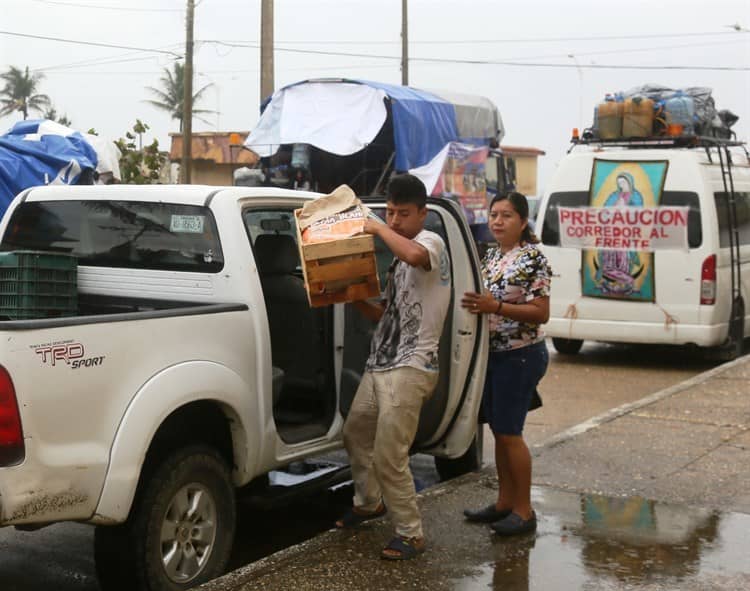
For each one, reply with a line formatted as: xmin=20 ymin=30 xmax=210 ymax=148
xmin=552 ymin=338 xmax=584 ymax=355
xmin=94 ymin=446 xmax=236 ymax=591
xmin=434 ymin=427 xmax=484 ymax=481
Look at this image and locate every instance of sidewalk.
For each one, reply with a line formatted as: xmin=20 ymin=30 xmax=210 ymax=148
xmin=200 ymin=355 xmax=750 ymax=591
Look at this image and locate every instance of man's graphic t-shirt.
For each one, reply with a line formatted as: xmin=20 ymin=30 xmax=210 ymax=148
xmin=366 ymin=230 xmax=451 ymax=373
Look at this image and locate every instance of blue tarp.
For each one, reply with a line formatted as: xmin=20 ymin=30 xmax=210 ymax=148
xmin=253 ymin=79 xmax=499 ymax=171
xmin=356 ymin=80 xmax=459 ymax=171
xmin=0 ymin=120 xmax=98 ymax=215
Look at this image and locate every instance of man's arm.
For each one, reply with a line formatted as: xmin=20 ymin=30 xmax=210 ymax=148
xmin=353 ymin=299 xmax=385 ymax=322
xmin=364 ymin=219 xmax=430 ymax=269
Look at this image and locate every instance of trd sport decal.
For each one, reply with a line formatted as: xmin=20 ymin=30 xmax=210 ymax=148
xmin=32 ymin=341 xmax=105 ymax=369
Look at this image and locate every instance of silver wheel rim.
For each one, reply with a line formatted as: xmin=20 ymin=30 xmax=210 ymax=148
xmin=160 ymin=482 xmax=218 ymax=583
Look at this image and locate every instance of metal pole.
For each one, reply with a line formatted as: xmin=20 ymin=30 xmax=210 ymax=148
xmin=401 ymin=0 xmax=408 ymax=86
xmin=261 ymin=0 xmax=275 ymax=103
xmin=181 ymin=0 xmax=194 ymax=184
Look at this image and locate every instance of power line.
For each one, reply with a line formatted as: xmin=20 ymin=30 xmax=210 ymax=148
xmin=36 ymin=43 xmax=183 ymax=72
xmin=511 ymin=39 xmax=749 ymax=63
xmin=41 ymin=64 xmax=397 ymax=76
xmin=202 ymin=40 xmax=750 ymax=71
xmin=27 ymin=0 xmax=183 ymax=12
xmin=234 ymin=30 xmax=749 ymax=46
xmin=0 ymin=30 xmax=182 ymax=57
xmin=39 ymin=55 xmax=167 ymax=72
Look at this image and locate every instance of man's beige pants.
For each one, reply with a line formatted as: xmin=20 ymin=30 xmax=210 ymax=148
xmin=343 ymin=366 xmax=438 ymax=539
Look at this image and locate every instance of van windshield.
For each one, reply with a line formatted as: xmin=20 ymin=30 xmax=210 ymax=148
xmin=541 ymin=191 xmax=702 ymax=248
xmin=0 ymin=200 xmax=224 ymax=272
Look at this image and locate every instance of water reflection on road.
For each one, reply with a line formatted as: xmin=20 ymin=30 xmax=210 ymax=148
xmin=451 ymin=488 xmax=750 ymax=591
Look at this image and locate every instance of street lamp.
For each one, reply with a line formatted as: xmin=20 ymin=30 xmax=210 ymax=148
xmin=568 ymin=54 xmax=584 ymax=129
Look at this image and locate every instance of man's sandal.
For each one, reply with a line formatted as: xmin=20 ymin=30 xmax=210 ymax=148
xmin=380 ymin=536 xmax=426 ymax=560
xmin=335 ymin=503 xmax=387 ymax=529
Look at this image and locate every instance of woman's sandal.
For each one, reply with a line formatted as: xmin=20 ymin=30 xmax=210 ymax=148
xmin=380 ymin=536 xmax=426 ymax=560
xmin=335 ymin=503 xmax=387 ymax=529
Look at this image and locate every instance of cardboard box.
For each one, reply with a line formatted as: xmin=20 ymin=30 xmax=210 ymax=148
xmin=295 ymin=210 xmax=381 ymax=307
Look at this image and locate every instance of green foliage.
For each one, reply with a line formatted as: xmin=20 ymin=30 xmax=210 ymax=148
xmin=43 ymin=106 xmax=72 ymax=127
xmin=0 ymin=66 xmax=51 ymax=120
xmin=115 ymin=120 xmax=167 ymax=184
xmin=144 ymin=62 xmax=215 ymax=132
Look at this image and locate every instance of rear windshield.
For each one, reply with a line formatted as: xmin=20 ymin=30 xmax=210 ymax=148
xmin=541 ymin=190 xmax=703 ymax=248
xmin=1 ymin=200 xmax=224 ymax=272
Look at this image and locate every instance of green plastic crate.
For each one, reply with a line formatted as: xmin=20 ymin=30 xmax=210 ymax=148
xmin=0 ymin=251 xmax=78 ymax=320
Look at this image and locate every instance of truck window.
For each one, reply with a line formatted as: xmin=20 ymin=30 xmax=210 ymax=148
xmin=1 ymin=200 xmax=224 ymax=272
xmin=542 ymin=191 xmax=702 ymax=248
xmin=368 ymin=208 xmax=449 ymax=287
xmin=714 ymin=192 xmax=750 ymax=247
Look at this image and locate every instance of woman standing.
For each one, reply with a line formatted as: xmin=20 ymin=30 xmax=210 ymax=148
xmin=462 ymin=192 xmax=551 ymax=536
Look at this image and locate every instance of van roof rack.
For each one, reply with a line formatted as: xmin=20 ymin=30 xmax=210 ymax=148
xmin=569 ymin=135 xmax=746 ymax=151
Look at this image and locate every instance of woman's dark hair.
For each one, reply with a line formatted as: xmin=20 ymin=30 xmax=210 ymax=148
xmin=490 ymin=191 xmax=540 ymax=244
xmin=387 ymin=173 xmax=428 ymax=208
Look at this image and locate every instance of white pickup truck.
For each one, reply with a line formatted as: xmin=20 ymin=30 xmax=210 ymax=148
xmin=0 ymin=184 xmax=488 ymax=591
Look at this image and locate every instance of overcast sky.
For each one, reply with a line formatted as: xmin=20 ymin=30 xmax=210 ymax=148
xmin=2 ymin=0 xmax=749 ymax=190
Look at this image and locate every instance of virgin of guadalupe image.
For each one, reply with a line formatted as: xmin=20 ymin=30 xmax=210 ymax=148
xmin=595 ymin=172 xmax=644 ymax=295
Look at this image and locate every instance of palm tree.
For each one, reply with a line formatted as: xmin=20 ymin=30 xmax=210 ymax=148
xmin=144 ymin=62 xmax=214 ymax=131
xmin=0 ymin=66 xmax=51 ymax=120
xmin=43 ymin=106 xmax=72 ymax=127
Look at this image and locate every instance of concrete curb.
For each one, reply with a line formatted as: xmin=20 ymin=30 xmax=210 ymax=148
xmin=532 ymin=353 xmax=749 ymax=454
xmin=197 ymin=471 xmax=480 ymax=591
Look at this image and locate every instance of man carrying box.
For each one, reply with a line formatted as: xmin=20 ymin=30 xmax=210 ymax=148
xmin=335 ymin=174 xmax=451 ymax=560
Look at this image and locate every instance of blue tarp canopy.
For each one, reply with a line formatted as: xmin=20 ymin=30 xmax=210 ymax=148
xmin=245 ymin=78 xmax=504 ymax=171
xmin=0 ymin=119 xmax=98 ymax=215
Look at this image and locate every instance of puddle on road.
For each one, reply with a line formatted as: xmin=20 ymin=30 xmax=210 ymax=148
xmin=451 ymin=488 xmax=750 ymax=590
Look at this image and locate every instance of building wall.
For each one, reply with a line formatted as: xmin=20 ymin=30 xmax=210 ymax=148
xmin=191 ymin=162 xmax=234 ymax=186
xmin=514 ymin=155 xmax=539 ymax=196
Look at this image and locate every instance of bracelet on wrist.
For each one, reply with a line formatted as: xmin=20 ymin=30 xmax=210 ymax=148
xmin=496 ymin=300 xmax=503 ymax=314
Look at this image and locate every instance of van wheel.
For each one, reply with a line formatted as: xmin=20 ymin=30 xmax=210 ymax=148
xmin=434 ymin=427 xmax=484 ymax=481
xmin=552 ymin=337 xmax=584 ymax=355
xmin=95 ymin=446 xmax=236 ymax=591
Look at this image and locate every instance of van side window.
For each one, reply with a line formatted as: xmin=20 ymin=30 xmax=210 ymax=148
xmin=541 ymin=192 xmax=589 ymax=246
xmin=542 ymin=191 xmax=702 ymax=248
xmin=660 ymin=192 xmax=702 ymax=248
xmin=714 ymin=192 xmax=750 ymax=247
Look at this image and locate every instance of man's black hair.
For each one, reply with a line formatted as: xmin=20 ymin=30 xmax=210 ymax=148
xmin=387 ymin=173 xmax=427 ymax=208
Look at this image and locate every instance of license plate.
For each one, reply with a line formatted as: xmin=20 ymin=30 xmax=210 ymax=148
xmin=170 ymin=215 xmax=204 ymax=233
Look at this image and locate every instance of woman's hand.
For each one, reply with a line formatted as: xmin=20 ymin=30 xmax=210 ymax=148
xmin=461 ymin=290 xmax=501 ymax=315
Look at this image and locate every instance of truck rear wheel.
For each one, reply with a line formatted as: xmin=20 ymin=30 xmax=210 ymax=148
xmin=95 ymin=446 xmax=236 ymax=591
xmin=552 ymin=337 xmax=584 ymax=355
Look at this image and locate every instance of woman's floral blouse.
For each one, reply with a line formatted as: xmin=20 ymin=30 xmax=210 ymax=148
xmin=482 ymin=243 xmax=551 ymax=352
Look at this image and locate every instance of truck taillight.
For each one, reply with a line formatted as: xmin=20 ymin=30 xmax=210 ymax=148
xmin=0 ymin=365 xmax=24 ymax=466
xmin=700 ymin=254 xmax=716 ymax=306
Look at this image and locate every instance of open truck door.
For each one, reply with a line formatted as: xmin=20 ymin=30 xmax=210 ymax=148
xmin=336 ymin=196 xmax=489 ymax=478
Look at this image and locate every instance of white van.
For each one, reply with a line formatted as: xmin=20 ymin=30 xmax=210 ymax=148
xmin=537 ymin=138 xmax=750 ymax=359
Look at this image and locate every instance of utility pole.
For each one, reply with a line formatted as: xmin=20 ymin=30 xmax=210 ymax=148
xmin=181 ymin=0 xmax=195 ymax=184
xmin=260 ymin=0 xmax=274 ymax=103
xmin=401 ymin=0 xmax=408 ymax=86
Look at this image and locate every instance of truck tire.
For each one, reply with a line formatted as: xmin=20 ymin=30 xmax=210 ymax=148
xmin=552 ymin=337 xmax=584 ymax=355
xmin=434 ymin=427 xmax=484 ymax=482
xmin=95 ymin=446 xmax=236 ymax=591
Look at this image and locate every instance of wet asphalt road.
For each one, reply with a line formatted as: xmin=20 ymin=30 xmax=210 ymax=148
xmin=0 ymin=341 xmax=724 ymax=591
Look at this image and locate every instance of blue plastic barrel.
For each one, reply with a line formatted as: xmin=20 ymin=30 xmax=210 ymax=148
xmin=665 ymin=92 xmax=695 ymax=135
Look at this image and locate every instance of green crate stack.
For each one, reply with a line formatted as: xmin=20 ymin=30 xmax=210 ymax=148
xmin=0 ymin=251 xmax=78 ymax=320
